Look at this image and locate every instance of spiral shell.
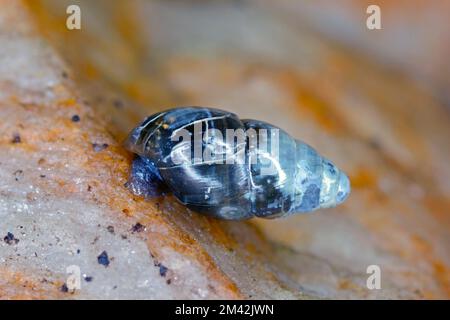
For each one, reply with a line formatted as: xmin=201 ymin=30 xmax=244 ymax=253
xmin=125 ymin=107 xmax=350 ymax=220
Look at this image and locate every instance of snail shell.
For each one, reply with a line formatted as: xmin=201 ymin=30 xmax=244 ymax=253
xmin=124 ymin=107 xmax=350 ymax=220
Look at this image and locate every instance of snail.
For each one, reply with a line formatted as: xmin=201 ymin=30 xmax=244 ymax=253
xmin=124 ymin=107 xmax=350 ymax=220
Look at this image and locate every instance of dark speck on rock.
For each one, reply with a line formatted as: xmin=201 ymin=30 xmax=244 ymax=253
xmin=92 ymin=143 xmax=109 ymax=152
xmin=60 ymin=283 xmax=69 ymax=293
xmin=97 ymin=251 xmax=110 ymax=267
xmin=84 ymin=276 xmax=93 ymax=282
xmin=13 ymin=170 xmax=23 ymax=181
xmin=158 ymin=263 xmax=168 ymax=277
xmin=113 ymin=99 xmax=124 ymax=109
xmin=107 ymin=226 xmax=115 ymax=234
xmin=71 ymin=114 xmax=80 ymax=122
xmin=91 ymin=236 xmax=99 ymax=245
xmin=4 ymin=232 xmax=19 ymax=245
xmin=131 ymin=222 xmax=146 ymax=233
xmin=11 ymin=133 xmax=21 ymax=143
xmin=369 ymin=138 xmax=382 ymax=150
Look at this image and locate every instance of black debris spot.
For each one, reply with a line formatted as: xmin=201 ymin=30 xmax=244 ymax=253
xmin=113 ymin=99 xmax=124 ymax=109
xmin=107 ymin=226 xmax=115 ymax=234
xmin=97 ymin=251 xmax=110 ymax=267
xmin=131 ymin=222 xmax=145 ymax=233
xmin=76 ymin=249 xmax=81 ymax=254
xmin=4 ymin=232 xmax=19 ymax=245
xmin=91 ymin=236 xmax=99 ymax=245
xmin=166 ymin=279 xmax=171 ymax=285
xmin=60 ymin=283 xmax=69 ymax=293
xmin=71 ymin=114 xmax=80 ymax=122
xmin=87 ymin=185 xmax=92 ymax=192
xmin=61 ymin=71 xmax=68 ymax=79
xmin=40 ymin=174 xmax=46 ymax=178
xmin=92 ymin=143 xmax=109 ymax=152
xmin=13 ymin=170 xmax=23 ymax=181
xmin=368 ymin=138 xmax=382 ymax=150
xmin=121 ymin=234 xmax=128 ymax=240
xmin=84 ymin=276 xmax=93 ymax=282
xmin=158 ymin=263 xmax=168 ymax=277
xmin=11 ymin=133 xmax=21 ymax=144
xmin=414 ymin=289 xmax=423 ymax=298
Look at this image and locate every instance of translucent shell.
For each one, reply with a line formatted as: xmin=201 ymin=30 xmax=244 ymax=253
xmin=124 ymin=107 xmax=350 ymax=220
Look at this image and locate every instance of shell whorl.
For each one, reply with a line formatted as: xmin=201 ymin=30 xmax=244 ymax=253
xmin=293 ymin=141 xmax=350 ymax=212
xmin=242 ymin=119 xmax=350 ymax=217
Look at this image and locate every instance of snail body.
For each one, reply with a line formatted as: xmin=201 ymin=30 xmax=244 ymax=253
xmin=125 ymin=107 xmax=350 ymax=220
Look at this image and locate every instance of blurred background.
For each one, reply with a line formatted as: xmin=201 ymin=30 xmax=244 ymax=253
xmin=11 ymin=0 xmax=450 ymax=298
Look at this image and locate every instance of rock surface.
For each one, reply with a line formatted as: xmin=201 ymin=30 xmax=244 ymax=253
xmin=0 ymin=0 xmax=449 ymax=299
